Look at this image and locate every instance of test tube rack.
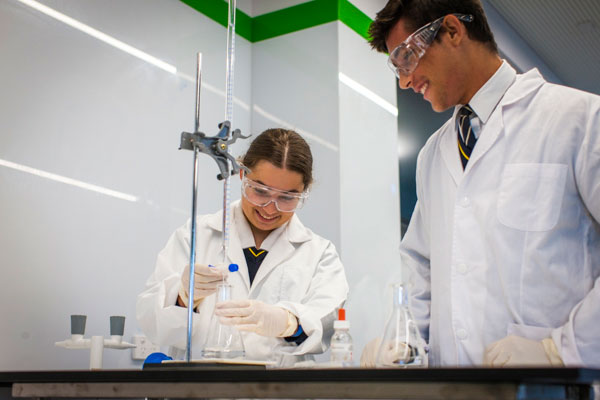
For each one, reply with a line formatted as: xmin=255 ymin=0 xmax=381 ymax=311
xmin=55 ymin=315 xmax=136 ymax=370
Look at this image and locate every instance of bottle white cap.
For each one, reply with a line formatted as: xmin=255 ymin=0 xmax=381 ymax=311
xmin=334 ymin=320 xmax=349 ymax=329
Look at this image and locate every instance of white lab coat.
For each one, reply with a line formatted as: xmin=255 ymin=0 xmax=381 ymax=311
xmin=402 ymin=68 xmax=600 ymax=367
xmin=136 ymin=200 xmax=349 ymax=366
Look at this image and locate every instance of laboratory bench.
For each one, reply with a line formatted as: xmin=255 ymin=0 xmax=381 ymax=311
xmin=0 ymin=366 xmax=598 ymax=400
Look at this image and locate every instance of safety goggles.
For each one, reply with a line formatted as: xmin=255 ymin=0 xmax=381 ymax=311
xmin=241 ymin=176 xmax=308 ymax=213
xmin=387 ymin=13 xmax=473 ymax=78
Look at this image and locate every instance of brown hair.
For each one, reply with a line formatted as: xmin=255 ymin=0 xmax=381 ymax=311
xmin=368 ymin=0 xmax=498 ymax=54
xmin=241 ymin=128 xmax=313 ymax=189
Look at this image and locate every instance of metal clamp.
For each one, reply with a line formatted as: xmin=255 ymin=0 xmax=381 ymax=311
xmin=180 ymin=121 xmax=250 ymax=180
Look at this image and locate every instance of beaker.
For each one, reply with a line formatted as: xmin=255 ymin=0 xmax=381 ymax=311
xmin=201 ymin=283 xmax=245 ymax=359
xmin=376 ymin=283 xmax=428 ymax=368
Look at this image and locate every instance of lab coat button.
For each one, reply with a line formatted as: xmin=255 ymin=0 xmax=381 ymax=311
xmin=460 ymin=197 xmax=470 ymax=207
xmin=457 ymin=263 xmax=467 ymax=274
xmin=456 ymin=329 xmax=468 ymax=340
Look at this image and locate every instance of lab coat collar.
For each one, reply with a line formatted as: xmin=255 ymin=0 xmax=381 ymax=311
xmin=439 ymin=118 xmax=463 ymax=185
xmin=205 ymin=200 xmax=313 ymax=292
xmin=249 ymin=214 xmax=313 ymax=294
xmin=461 ymin=63 xmax=518 ymax=172
xmin=466 ymin=60 xmax=517 ymax=125
xmin=205 ymin=200 xmax=251 ymax=290
xmin=501 ymin=67 xmax=545 ymax=107
xmin=205 ymin=200 xmax=312 ymax=243
xmin=285 ymin=213 xmax=313 ymax=243
xmin=466 ymin=67 xmax=545 ymax=171
xmin=441 ymin=109 xmax=504 ymax=179
xmin=440 ymin=61 xmax=522 ymax=178
xmin=233 ymin=202 xmax=259 ymax=249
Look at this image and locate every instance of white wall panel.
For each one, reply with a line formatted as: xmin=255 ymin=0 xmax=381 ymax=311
xmin=0 ymin=0 xmax=251 ymax=370
xmin=241 ymin=0 xmax=308 ymax=17
xmin=251 ymin=23 xmax=341 ymax=248
xmin=348 ymin=0 xmax=389 ymax=20
xmin=338 ymin=22 xmax=402 ymax=361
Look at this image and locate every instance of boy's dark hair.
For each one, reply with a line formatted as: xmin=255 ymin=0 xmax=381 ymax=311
xmin=368 ymin=0 xmax=498 ymax=54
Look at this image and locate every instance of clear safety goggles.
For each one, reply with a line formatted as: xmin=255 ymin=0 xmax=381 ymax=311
xmin=387 ymin=13 xmax=473 ymax=78
xmin=241 ymin=176 xmax=308 ymax=213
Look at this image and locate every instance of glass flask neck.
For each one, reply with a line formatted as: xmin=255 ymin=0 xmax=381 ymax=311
xmin=216 ymin=283 xmax=231 ymax=302
xmin=393 ymin=284 xmax=409 ymax=308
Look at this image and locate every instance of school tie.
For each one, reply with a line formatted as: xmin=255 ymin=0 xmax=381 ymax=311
xmin=457 ymin=105 xmax=476 ymax=169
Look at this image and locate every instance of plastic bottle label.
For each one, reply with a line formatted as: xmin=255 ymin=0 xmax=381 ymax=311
xmin=331 ymin=343 xmax=353 ymax=362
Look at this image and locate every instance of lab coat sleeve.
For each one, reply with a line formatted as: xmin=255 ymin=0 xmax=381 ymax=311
xmin=136 ymin=221 xmax=202 ymax=350
xmin=399 ymin=150 xmax=432 ymax=342
xmin=553 ymin=100 xmax=600 ymax=367
xmin=276 ymin=241 xmax=349 ymax=356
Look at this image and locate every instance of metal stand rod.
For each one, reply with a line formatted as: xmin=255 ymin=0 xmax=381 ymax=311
xmin=185 ymin=52 xmax=202 ymax=363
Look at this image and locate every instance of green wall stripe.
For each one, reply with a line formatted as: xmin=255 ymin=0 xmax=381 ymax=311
xmin=339 ymin=0 xmax=372 ymax=40
xmin=236 ymin=9 xmax=252 ymax=40
xmin=180 ymin=0 xmax=373 ymax=43
xmin=252 ymin=0 xmax=338 ymax=43
xmin=180 ymin=0 xmax=252 ymax=41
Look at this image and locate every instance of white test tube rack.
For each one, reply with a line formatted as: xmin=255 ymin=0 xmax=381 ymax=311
xmin=55 ymin=315 xmax=136 ymax=370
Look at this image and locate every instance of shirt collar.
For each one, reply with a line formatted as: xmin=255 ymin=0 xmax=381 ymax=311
xmin=453 ymin=60 xmax=517 ymax=123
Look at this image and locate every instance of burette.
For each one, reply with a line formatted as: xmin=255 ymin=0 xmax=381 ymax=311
xmin=179 ymin=0 xmax=248 ymax=362
xmin=221 ymin=0 xmax=236 ymax=266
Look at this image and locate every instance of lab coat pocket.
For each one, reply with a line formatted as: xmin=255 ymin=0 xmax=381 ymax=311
xmin=497 ymin=163 xmax=567 ymax=231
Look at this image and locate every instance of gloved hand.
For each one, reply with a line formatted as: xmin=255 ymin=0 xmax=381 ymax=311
xmin=378 ymin=340 xmax=415 ymax=366
xmin=214 ymin=299 xmax=298 ymax=337
xmin=360 ymin=337 xmax=414 ymax=367
xmin=360 ymin=337 xmax=382 ymax=367
xmin=178 ymin=264 xmax=228 ymax=308
xmin=483 ymin=335 xmax=564 ymax=367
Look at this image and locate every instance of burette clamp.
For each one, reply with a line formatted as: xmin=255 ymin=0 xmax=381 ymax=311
xmin=180 ymin=120 xmax=250 ymax=180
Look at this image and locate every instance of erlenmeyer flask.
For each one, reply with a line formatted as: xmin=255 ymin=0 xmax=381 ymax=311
xmin=201 ymin=283 xmax=245 ymax=359
xmin=376 ymin=283 xmax=427 ymax=367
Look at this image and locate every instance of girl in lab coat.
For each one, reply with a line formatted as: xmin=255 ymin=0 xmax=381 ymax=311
xmin=136 ymin=128 xmax=349 ymax=366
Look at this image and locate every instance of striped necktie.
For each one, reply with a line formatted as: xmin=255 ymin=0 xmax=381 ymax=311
xmin=457 ymin=105 xmax=476 ymax=169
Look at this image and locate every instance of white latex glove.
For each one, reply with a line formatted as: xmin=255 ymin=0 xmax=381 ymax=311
xmin=378 ymin=340 xmax=414 ymax=366
xmin=360 ymin=337 xmax=414 ymax=367
xmin=360 ymin=337 xmax=382 ymax=367
xmin=214 ymin=299 xmax=297 ymax=337
xmin=483 ymin=335 xmax=563 ymax=367
xmin=179 ymin=264 xmax=228 ymax=308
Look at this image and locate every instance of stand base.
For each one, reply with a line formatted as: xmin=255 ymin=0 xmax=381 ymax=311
xmin=143 ymin=360 xmax=267 ymax=371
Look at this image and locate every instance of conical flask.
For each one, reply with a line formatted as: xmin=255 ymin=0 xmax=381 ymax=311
xmin=201 ymin=283 xmax=245 ymax=359
xmin=376 ymin=283 xmax=427 ymax=367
